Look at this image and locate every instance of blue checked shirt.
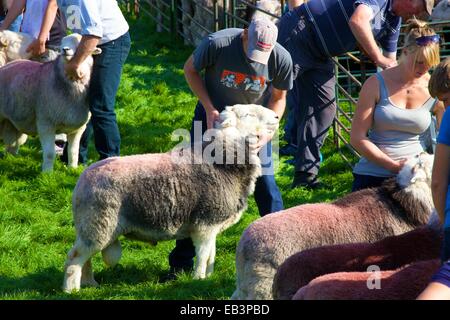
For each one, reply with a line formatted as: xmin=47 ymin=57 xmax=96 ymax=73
xmin=302 ymin=0 xmax=401 ymax=57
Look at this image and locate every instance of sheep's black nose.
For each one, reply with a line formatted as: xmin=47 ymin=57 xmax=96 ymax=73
xmin=275 ymin=116 xmax=279 ymax=119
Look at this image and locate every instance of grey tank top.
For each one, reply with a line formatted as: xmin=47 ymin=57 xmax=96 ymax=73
xmin=353 ymin=73 xmax=436 ymax=177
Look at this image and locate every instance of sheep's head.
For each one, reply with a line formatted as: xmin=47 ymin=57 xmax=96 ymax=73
xmin=60 ymin=33 xmax=102 ymax=62
xmin=397 ymin=152 xmax=434 ymax=189
xmin=0 ymin=30 xmax=33 ymax=66
xmin=216 ymin=104 xmax=279 ymax=142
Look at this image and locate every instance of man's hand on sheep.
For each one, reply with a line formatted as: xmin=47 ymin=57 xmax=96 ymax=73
xmin=253 ymin=130 xmax=274 ymax=152
xmin=207 ymin=108 xmax=220 ymax=130
xmin=65 ymin=60 xmax=84 ymax=81
xmin=26 ymin=38 xmax=47 ymax=57
xmin=390 ymin=158 xmax=408 ymax=174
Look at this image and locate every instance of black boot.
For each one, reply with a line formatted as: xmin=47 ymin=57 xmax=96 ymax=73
xmin=291 ymin=171 xmax=322 ymax=189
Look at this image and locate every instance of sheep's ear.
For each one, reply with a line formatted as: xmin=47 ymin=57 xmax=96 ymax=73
xmin=0 ymin=36 xmax=7 ymax=47
xmin=91 ymin=47 xmax=102 ymax=55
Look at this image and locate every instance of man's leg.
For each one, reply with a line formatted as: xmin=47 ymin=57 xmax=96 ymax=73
xmin=292 ymin=61 xmax=336 ymax=188
xmin=82 ymin=33 xmax=131 ymax=161
xmin=254 ymin=141 xmax=283 ymax=216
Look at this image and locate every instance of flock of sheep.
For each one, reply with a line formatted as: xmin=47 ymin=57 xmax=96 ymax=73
xmin=0 ymin=1 xmax=447 ymax=300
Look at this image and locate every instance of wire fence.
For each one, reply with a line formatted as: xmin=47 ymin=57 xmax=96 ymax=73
xmin=121 ymin=0 xmax=450 ymax=168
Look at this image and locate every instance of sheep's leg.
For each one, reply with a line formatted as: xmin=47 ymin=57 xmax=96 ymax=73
xmin=1 ymin=120 xmax=27 ymax=155
xmin=37 ymin=127 xmax=56 ymax=172
xmin=205 ymin=234 xmax=217 ymax=277
xmin=63 ymin=243 xmax=96 ymax=293
xmin=66 ymin=127 xmax=85 ymax=168
xmin=101 ymin=239 xmax=122 ymax=267
xmin=80 ymin=258 xmax=99 ymax=287
xmin=192 ymin=232 xmax=217 ymax=279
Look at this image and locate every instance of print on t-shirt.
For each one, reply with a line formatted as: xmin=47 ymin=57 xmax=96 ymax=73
xmin=220 ymin=70 xmax=265 ymax=93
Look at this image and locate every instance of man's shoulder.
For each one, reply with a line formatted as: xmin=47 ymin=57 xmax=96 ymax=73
xmin=207 ymin=28 xmax=243 ymax=47
xmin=271 ymin=43 xmax=293 ymax=64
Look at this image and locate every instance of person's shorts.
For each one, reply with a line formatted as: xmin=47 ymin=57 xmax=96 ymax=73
xmin=441 ymin=228 xmax=450 ymax=262
xmin=431 ymin=260 xmax=450 ymax=288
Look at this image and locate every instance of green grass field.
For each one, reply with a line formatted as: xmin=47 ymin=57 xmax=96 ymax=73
xmin=0 ymin=15 xmax=355 ymax=300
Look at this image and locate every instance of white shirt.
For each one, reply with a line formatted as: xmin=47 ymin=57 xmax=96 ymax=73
xmin=57 ymin=0 xmax=129 ymax=44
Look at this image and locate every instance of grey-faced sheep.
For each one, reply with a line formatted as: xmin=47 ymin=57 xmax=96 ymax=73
xmin=232 ymin=152 xmax=435 ymax=300
xmin=0 ymin=30 xmax=33 ymax=66
xmin=274 ymin=221 xmax=442 ymax=300
xmin=0 ymin=33 xmax=101 ymax=171
xmin=62 ymin=104 xmax=280 ymax=293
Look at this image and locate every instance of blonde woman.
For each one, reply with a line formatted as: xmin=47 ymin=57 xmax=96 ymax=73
xmin=350 ymin=20 xmax=445 ymax=192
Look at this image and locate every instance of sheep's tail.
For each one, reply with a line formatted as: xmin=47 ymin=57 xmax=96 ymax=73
xmin=101 ymin=239 xmax=122 ymax=267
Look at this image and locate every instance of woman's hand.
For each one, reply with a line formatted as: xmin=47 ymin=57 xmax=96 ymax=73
xmin=389 ymin=158 xmax=407 ymax=173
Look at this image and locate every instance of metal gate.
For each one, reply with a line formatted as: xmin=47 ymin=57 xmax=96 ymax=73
xmin=121 ymin=0 xmax=450 ymax=168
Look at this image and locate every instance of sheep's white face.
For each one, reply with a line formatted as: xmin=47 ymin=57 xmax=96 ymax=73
xmin=60 ymin=33 xmax=102 ymax=62
xmin=217 ymin=104 xmax=279 ymax=139
xmin=397 ymin=152 xmax=434 ymax=188
xmin=60 ymin=34 xmax=83 ymax=61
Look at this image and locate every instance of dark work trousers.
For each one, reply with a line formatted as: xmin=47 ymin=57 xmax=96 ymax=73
xmin=76 ymin=32 xmax=131 ymax=164
xmin=351 ymin=173 xmax=390 ymax=192
xmin=277 ymin=9 xmax=336 ymax=177
xmin=441 ymin=228 xmax=450 ymax=263
xmin=169 ymin=103 xmax=284 ymax=270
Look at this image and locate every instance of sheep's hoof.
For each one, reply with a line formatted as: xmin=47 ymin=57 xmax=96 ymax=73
xmin=149 ymin=240 xmax=157 ymax=246
xmin=62 ymin=284 xmax=80 ymax=294
xmin=193 ymin=273 xmax=206 ymax=280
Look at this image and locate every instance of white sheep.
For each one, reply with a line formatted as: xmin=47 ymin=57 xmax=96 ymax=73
xmin=0 ymin=33 xmax=101 ymax=171
xmin=232 ymin=152 xmax=435 ymax=300
xmin=62 ymin=104 xmax=280 ymax=293
xmin=0 ymin=30 xmax=33 ymax=66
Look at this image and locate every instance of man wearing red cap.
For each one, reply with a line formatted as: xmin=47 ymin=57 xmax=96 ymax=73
xmin=162 ymin=17 xmax=293 ymax=281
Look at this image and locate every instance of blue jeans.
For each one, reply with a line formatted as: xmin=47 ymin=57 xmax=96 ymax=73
xmin=78 ymin=32 xmax=131 ymax=164
xmin=169 ymin=103 xmax=284 ymax=270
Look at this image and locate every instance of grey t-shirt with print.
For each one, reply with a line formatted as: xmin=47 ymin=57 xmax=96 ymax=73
xmin=193 ymin=28 xmax=293 ymax=112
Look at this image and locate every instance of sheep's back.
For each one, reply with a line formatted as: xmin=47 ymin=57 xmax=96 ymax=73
xmin=73 ymin=153 xmax=251 ymax=239
xmin=0 ymin=60 xmax=42 ymax=130
xmin=238 ymin=187 xmax=414 ymax=266
xmin=0 ymin=59 xmax=89 ymax=134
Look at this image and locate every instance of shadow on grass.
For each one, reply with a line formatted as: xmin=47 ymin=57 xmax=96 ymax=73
xmin=0 ymin=264 xmax=234 ymax=300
